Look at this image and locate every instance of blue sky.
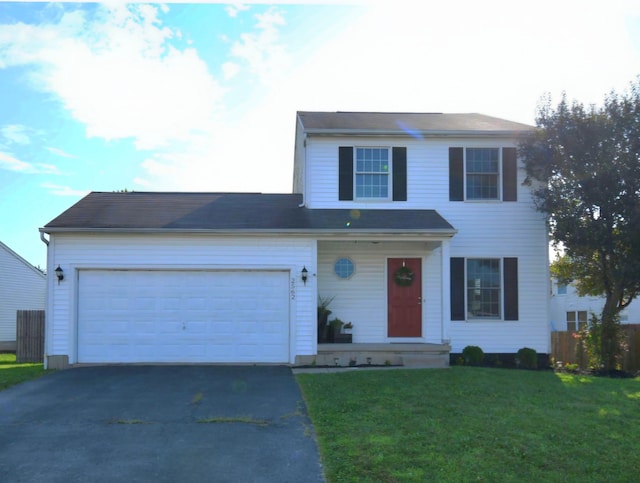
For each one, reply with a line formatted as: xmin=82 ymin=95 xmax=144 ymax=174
xmin=1 ymin=0 xmax=639 ymax=269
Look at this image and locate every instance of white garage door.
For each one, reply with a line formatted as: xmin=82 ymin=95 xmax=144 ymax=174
xmin=77 ymin=270 xmax=290 ymax=363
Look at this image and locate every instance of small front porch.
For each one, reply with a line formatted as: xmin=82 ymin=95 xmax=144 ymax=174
xmin=295 ymin=342 xmax=451 ymax=368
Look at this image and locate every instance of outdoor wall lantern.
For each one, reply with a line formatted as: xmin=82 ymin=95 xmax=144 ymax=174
xmin=301 ymin=266 xmax=308 ymax=286
xmin=55 ymin=265 xmax=64 ymax=284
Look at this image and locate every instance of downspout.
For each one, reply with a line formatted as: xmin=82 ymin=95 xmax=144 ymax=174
xmin=39 ymin=229 xmax=50 ymax=370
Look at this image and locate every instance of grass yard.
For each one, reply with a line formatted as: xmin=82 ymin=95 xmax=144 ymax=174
xmin=297 ymin=367 xmax=640 ymax=482
xmin=0 ymin=353 xmax=46 ymax=391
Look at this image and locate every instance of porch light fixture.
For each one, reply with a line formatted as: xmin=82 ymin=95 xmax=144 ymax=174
xmin=54 ymin=265 xmax=64 ymax=284
xmin=301 ymin=266 xmax=308 ymax=285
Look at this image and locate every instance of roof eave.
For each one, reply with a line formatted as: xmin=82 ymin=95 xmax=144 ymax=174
xmin=40 ymin=227 xmax=457 ymax=238
xmin=303 ymin=128 xmax=532 ymax=137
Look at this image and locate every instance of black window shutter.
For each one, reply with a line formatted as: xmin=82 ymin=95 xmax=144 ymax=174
xmin=338 ymin=147 xmax=353 ymax=201
xmin=392 ymin=147 xmax=407 ymax=201
xmin=503 ymin=257 xmax=519 ymax=320
xmin=502 ymin=147 xmax=517 ymax=202
xmin=450 ymin=257 xmax=465 ymax=320
xmin=449 ymin=147 xmax=464 ymax=201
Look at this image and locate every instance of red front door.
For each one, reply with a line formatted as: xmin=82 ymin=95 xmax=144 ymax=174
xmin=387 ymin=258 xmax=422 ymax=337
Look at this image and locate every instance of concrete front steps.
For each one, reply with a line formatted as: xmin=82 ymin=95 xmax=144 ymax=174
xmin=295 ymin=343 xmax=451 ymax=369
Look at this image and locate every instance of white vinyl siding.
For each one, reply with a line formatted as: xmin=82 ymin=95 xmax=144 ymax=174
xmin=46 ymin=234 xmax=316 ymax=364
xmin=317 ymin=240 xmax=444 ymax=344
xmin=550 ymin=280 xmax=640 ymax=329
xmin=301 ymin=135 xmax=549 ymax=353
xmin=0 ymin=242 xmax=46 ymax=343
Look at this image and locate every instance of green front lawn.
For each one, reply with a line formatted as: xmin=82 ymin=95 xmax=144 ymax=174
xmin=297 ymin=367 xmax=640 ymax=482
xmin=0 ymin=353 xmax=46 ymax=391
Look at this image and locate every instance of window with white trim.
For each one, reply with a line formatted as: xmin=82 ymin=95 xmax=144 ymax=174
xmin=334 ymin=258 xmax=355 ymax=279
xmin=557 ymin=283 xmax=567 ymax=295
xmin=467 ymin=258 xmax=501 ymax=318
xmin=355 ymin=147 xmax=390 ymax=199
xmin=566 ymin=311 xmax=587 ymax=331
xmin=466 ymin=148 xmax=500 ymax=200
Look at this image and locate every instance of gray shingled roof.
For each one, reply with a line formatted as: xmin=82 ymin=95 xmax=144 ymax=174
xmin=297 ymin=111 xmax=534 ymax=134
xmin=42 ymin=192 xmax=455 ymax=234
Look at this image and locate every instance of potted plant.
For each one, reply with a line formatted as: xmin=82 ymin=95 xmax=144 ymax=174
xmin=329 ymin=318 xmax=352 ymax=343
xmin=317 ymin=296 xmax=334 ymax=343
xmin=342 ymin=322 xmax=353 ymax=334
xmin=329 ymin=318 xmax=344 ymax=342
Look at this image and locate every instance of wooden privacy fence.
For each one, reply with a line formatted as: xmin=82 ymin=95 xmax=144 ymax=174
xmin=16 ymin=310 xmax=45 ymax=363
xmin=551 ymin=325 xmax=640 ymax=373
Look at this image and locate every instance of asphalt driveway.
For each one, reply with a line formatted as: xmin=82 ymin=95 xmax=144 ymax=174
xmin=0 ymin=366 xmax=324 ymax=483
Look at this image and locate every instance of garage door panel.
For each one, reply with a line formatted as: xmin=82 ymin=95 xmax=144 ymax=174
xmin=78 ymin=270 xmax=290 ymax=363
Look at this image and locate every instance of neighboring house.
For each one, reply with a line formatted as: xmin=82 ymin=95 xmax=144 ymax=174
xmin=40 ymin=111 xmax=549 ymax=369
xmin=550 ymin=279 xmax=640 ymax=331
xmin=0 ymin=241 xmax=46 ymax=351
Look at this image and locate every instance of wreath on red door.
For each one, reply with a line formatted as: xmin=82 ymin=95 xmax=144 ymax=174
xmin=394 ymin=265 xmax=414 ymax=287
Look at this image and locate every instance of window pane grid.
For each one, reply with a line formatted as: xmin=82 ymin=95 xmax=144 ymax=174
xmin=466 ymin=148 xmax=499 ymax=200
xmin=467 ymin=259 xmax=501 ymax=318
xmin=334 ymin=258 xmax=355 ymax=279
xmin=355 ymin=148 xmax=389 ymax=199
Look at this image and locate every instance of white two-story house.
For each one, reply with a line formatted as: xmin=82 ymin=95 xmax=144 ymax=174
xmin=41 ymin=111 xmax=549 ymax=369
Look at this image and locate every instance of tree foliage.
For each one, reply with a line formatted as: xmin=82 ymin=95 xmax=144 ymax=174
xmin=520 ymin=77 xmax=640 ymax=370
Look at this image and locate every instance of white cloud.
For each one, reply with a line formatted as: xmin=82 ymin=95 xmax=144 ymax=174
xmin=133 ymin=176 xmax=152 ymax=188
xmin=0 ymin=4 xmax=224 ymax=150
xmin=226 ymin=3 xmax=250 ymax=18
xmin=1 ymin=125 xmax=31 ymax=145
xmin=0 ymin=151 xmax=60 ymax=174
xmin=229 ymin=7 xmax=291 ymax=85
xmin=222 ymin=61 xmax=240 ymax=80
xmin=45 ymin=146 xmax=78 ymax=159
xmin=40 ymin=182 xmax=89 ymax=197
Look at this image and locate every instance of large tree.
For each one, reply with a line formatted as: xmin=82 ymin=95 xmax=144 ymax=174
xmin=520 ymin=78 xmax=640 ymax=370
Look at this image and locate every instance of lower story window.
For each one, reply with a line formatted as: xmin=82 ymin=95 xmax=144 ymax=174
xmin=566 ymin=311 xmax=587 ymax=331
xmin=467 ymin=258 xmax=501 ymax=318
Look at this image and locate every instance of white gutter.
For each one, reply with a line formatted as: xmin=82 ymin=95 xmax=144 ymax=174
xmin=39 ymin=230 xmax=49 ymax=246
xmin=39 ymin=227 xmax=458 ymax=241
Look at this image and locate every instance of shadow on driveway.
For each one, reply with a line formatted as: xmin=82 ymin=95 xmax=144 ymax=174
xmin=0 ymin=366 xmax=324 ymax=482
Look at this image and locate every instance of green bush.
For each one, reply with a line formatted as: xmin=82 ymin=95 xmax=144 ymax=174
xmin=462 ymin=345 xmax=484 ymax=366
xmin=516 ymin=347 xmax=538 ymax=369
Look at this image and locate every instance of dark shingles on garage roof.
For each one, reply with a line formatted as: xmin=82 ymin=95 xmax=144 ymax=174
xmin=43 ymin=192 xmax=455 ymax=233
xmin=43 ymin=192 xmax=454 ymax=233
xmin=297 ymin=111 xmax=534 ymax=134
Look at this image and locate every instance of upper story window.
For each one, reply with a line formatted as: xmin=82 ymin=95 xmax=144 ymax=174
xmin=355 ymin=148 xmax=389 ymax=199
xmin=557 ymin=283 xmax=567 ymax=295
xmin=339 ymin=146 xmax=407 ymax=202
xmin=449 ymin=147 xmax=517 ymax=202
xmin=466 ymin=148 xmax=500 ymax=200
